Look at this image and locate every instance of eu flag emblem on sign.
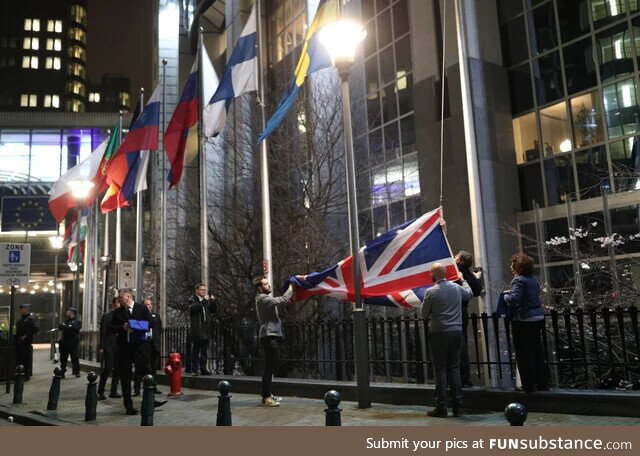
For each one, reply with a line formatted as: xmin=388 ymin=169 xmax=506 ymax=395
xmin=1 ymin=196 xmax=58 ymax=232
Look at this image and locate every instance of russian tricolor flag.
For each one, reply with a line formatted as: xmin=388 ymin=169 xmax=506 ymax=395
xmin=111 ymin=86 xmax=160 ymax=161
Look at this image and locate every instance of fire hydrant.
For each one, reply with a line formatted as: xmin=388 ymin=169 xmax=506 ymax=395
xmin=164 ymin=352 xmax=184 ymax=396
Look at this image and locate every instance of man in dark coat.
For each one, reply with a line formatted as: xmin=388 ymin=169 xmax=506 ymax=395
xmin=58 ymin=307 xmax=81 ymax=378
xmin=109 ymin=289 xmax=166 ymax=415
xmin=188 ymin=283 xmax=217 ymax=375
xmin=15 ymin=303 xmax=39 ymax=381
xmin=455 ymin=251 xmax=483 ymax=387
xmin=98 ymin=298 xmax=121 ymax=400
xmin=133 ymin=298 xmax=162 ymax=395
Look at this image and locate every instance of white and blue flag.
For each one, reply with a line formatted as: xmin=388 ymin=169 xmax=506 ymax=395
xmin=203 ymin=4 xmax=257 ymax=137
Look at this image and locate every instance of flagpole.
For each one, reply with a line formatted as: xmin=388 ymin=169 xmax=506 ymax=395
xmin=92 ymin=199 xmax=99 ymax=329
xmin=116 ymin=110 xmax=123 ymax=265
xmin=82 ymin=205 xmax=91 ymax=328
xmin=102 ymin=192 xmax=110 ymax=316
xmin=255 ymin=0 xmax=273 ymax=289
xmin=160 ymin=58 xmax=168 ymax=322
xmin=136 ymin=87 xmax=145 ymax=297
xmin=198 ymin=28 xmax=209 ymax=286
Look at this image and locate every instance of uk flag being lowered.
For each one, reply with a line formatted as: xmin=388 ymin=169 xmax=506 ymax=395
xmin=287 ymin=208 xmax=459 ymax=308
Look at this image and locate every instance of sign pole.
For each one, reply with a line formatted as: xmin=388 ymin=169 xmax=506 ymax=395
xmin=5 ymin=286 xmax=16 ymax=393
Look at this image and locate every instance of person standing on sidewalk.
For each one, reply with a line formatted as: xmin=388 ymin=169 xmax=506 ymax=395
xmin=133 ymin=298 xmax=162 ymax=395
xmin=58 ymin=307 xmax=81 ymax=378
xmin=454 ymin=251 xmax=483 ymax=387
xmin=98 ymin=298 xmax=121 ymax=400
xmin=15 ymin=303 xmax=39 ymax=381
xmin=254 ymin=276 xmax=293 ymax=407
xmin=188 ymin=284 xmax=217 ymax=375
xmin=110 ymin=289 xmax=166 ymax=415
xmin=422 ymin=263 xmax=473 ymax=418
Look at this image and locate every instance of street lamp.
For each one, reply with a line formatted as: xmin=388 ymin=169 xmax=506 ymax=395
xmin=318 ymin=19 xmax=370 ymax=408
xmin=67 ymin=180 xmax=94 ymax=315
xmin=48 ymin=233 xmax=64 ymax=361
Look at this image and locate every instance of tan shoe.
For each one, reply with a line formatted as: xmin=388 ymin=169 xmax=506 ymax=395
xmin=261 ymin=396 xmax=280 ymax=407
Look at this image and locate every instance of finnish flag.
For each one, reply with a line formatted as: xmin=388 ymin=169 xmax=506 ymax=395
xmin=203 ymin=4 xmax=257 ymax=137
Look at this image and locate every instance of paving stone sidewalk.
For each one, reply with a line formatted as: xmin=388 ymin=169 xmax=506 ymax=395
xmin=2 ymin=348 xmax=639 ymax=426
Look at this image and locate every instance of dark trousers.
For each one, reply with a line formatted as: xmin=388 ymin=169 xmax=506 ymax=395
xmin=460 ymin=304 xmax=471 ymax=384
xmin=513 ymin=319 xmax=550 ymax=392
xmin=59 ymin=339 xmax=79 ymax=375
xmin=98 ymin=348 xmax=119 ymax=395
xmin=134 ymin=346 xmax=159 ymax=393
xmin=117 ymin=342 xmax=151 ymax=410
xmin=429 ymin=331 xmax=463 ymax=409
xmin=260 ymin=336 xmax=280 ymax=398
xmin=191 ymin=338 xmax=209 ymax=372
xmin=15 ymin=342 xmax=33 ymax=379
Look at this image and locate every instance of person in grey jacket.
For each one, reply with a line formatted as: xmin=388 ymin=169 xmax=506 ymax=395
xmin=422 ymin=263 xmax=473 ymax=418
xmin=254 ymin=276 xmax=293 ymax=407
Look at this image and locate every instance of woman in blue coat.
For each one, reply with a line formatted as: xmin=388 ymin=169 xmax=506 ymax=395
xmin=503 ymin=253 xmax=550 ymax=393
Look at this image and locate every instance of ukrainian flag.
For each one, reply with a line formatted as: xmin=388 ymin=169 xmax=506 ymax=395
xmin=258 ymin=0 xmax=339 ymax=142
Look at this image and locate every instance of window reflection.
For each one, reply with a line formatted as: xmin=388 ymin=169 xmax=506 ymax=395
xmin=533 ymin=51 xmax=563 ymax=105
xmin=610 ymin=136 xmax=640 ymax=192
xmin=509 ymin=63 xmax=534 ymax=114
xmin=570 ymin=91 xmax=604 ymax=147
xmin=540 ymin=101 xmax=571 ymax=156
xmin=575 ymin=146 xmax=610 ymax=199
xmin=518 ymin=162 xmax=545 ymax=210
xmin=501 ymin=16 xmax=529 ymax=66
xmin=596 ymin=23 xmax=633 ymax=82
xmin=544 ymin=155 xmax=576 ymax=205
xmin=513 ymin=112 xmax=539 ymax=164
xmin=603 ymin=78 xmax=639 ymax=139
xmin=528 ymin=3 xmax=558 ymax=56
xmin=610 ymin=205 xmax=640 ymax=254
xmin=557 ymin=0 xmax=590 ymax=43
xmin=563 ymin=37 xmax=597 ymax=95
xmin=591 ymin=0 xmax=627 ymax=30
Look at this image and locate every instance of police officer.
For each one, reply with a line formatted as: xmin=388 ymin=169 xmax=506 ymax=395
xmin=59 ymin=307 xmax=81 ymax=378
xmin=15 ymin=303 xmax=39 ymax=381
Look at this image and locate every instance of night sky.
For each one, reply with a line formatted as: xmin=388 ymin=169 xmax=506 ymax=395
xmin=86 ymin=0 xmax=154 ymax=103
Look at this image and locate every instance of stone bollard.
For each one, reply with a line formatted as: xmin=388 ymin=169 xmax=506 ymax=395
xmin=504 ymin=402 xmax=527 ymax=426
xmin=12 ymin=365 xmax=25 ymax=405
xmin=216 ymin=381 xmax=232 ymax=426
xmin=47 ymin=368 xmax=64 ymax=411
xmin=84 ymin=372 xmax=98 ymax=422
xmin=324 ymin=390 xmax=342 ymax=426
xmin=141 ymin=375 xmax=155 ymax=426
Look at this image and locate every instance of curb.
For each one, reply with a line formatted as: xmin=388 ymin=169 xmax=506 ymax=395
xmin=0 ymin=404 xmax=64 ymax=426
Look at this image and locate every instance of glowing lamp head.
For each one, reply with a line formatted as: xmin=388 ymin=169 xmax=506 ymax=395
xmin=67 ymin=180 xmax=95 ymax=200
xmin=318 ymin=20 xmax=367 ymax=66
xmin=49 ymin=235 xmax=64 ymax=250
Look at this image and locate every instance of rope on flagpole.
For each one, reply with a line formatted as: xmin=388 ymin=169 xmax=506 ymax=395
xmin=439 ymin=0 xmax=447 ymax=208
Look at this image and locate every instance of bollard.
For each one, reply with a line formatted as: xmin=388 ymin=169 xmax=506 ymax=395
xmin=324 ymin=390 xmax=342 ymax=426
xmin=12 ymin=365 xmax=25 ymax=405
xmin=47 ymin=368 xmax=64 ymax=410
xmin=141 ymin=375 xmax=155 ymax=426
xmin=216 ymin=381 xmax=232 ymax=426
xmin=504 ymin=402 xmax=527 ymax=426
xmin=84 ymin=372 xmax=98 ymax=422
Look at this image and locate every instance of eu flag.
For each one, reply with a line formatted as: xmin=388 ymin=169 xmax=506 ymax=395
xmin=1 ymin=196 xmax=58 ymax=232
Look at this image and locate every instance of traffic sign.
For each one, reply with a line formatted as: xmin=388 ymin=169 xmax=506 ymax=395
xmin=117 ymin=261 xmax=137 ymax=289
xmin=0 ymin=243 xmax=31 ymax=287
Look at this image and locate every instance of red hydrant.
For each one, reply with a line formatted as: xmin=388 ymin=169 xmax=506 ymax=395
xmin=164 ymin=352 xmax=184 ymax=396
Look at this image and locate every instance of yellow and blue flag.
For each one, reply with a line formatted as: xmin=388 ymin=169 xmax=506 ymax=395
xmin=258 ymin=0 xmax=338 ymax=142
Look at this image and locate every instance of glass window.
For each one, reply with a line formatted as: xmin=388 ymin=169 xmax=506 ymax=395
xmin=528 ymin=3 xmax=558 ymax=56
xmin=359 ymin=210 xmax=373 ymax=243
xmin=610 ymin=205 xmax=640 ymax=253
xmin=519 ymin=222 xmax=539 ymax=262
xmin=69 ymin=27 xmax=86 ymax=44
xmin=632 ymin=16 xmax=640 ymax=67
xmin=603 ymin=78 xmax=639 ymax=139
xmin=403 ymin=153 xmax=420 ymax=196
xmin=373 ymin=205 xmax=389 ymax=236
xmin=384 ymin=121 xmax=400 ymax=161
xmin=557 ymin=0 xmax=591 ymax=43
xmin=509 ymin=63 xmax=534 ymax=114
xmin=610 ymin=136 xmax=639 ymax=192
xmin=23 ymin=37 xmax=39 ymax=50
xmin=0 ymin=133 xmax=30 ymax=178
xmin=575 ymin=211 xmax=606 ymax=256
xmin=395 ymin=34 xmax=412 ymax=76
xmin=71 ymin=4 xmax=87 ymax=26
xmin=377 ymin=9 xmax=392 ymax=49
xmin=119 ymin=92 xmax=130 ymax=108
xmin=501 ymin=16 xmax=529 ymax=66
xmin=563 ymin=37 xmax=597 ymax=95
xmin=47 ymin=20 xmax=54 ymax=32
xmin=392 ymin=0 xmax=409 ymax=39
xmin=364 ymin=19 xmax=376 ymax=58
xmin=30 ymin=134 xmax=63 ymax=182
xmin=544 ymin=217 xmax=571 ymax=262
xmin=591 ymin=0 xmax=627 ymax=30
xmin=518 ymin=162 xmax=545 ymax=210
xmin=570 ymin=91 xmax=604 ymax=147
xmin=44 ymin=95 xmax=51 ymax=107
xmin=498 ymin=0 xmax=523 ymax=22
xmin=545 ymin=155 xmax=576 ymax=205
xmin=367 ymin=89 xmax=382 ymax=129
xmin=540 ymin=101 xmax=571 ymax=156
xmin=362 ymin=1 xmax=375 ymax=21
xmin=406 ymin=195 xmax=421 ymax=220
xmin=68 ymin=45 xmax=86 ymax=61
xmin=379 ymin=45 xmax=394 ymax=85
xmin=67 ymin=62 xmax=85 ymax=78
xmin=29 ymin=94 xmax=37 ymax=107
xmin=532 ymin=51 xmax=564 ymax=105
xmin=381 ymin=82 xmax=397 ymax=124
xmin=24 ymin=18 xmax=32 ymax=31
xmin=513 ymin=112 xmax=540 ymax=164
xmin=372 ymin=159 xmax=405 ymax=206
xmin=597 ymin=23 xmax=634 ymax=82
xmin=20 ymin=94 xmax=28 ymax=107
xmin=397 ymin=72 xmax=413 ymax=116
xmin=369 ymin=128 xmax=384 ymax=164
xmin=575 ymin=146 xmax=610 ymax=199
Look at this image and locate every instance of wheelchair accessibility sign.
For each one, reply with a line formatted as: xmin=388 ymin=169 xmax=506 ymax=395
xmin=1 ymin=243 xmax=30 ymax=286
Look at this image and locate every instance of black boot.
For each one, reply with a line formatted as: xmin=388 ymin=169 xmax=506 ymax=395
xmin=427 ymin=405 xmax=448 ymax=418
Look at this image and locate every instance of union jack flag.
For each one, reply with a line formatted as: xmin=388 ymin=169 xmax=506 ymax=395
xmin=287 ymin=207 xmax=459 ymax=308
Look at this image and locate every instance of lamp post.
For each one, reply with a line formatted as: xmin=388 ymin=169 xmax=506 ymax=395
xmin=67 ymin=180 xmax=94 ymax=315
xmin=48 ymin=234 xmax=64 ymax=361
xmin=319 ymin=20 xmax=370 ymax=408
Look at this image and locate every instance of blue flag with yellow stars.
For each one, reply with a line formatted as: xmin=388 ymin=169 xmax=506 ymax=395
xmin=1 ymin=196 xmax=58 ymax=232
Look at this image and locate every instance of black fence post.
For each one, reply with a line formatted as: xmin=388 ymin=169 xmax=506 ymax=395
xmin=324 ymin=390 xmax=342 ymax=426
xmin=47 ymin=367 xmax=64 ymax=411
xmin=216 ymin=381 xmax=232 ymax=426
xmin=12 ymin=365 xmax=25 ymax=404
xmin=84 ymin=372 xmax=98 ymax=422
xmin=141 ymin=374 xmax=155 ymax=426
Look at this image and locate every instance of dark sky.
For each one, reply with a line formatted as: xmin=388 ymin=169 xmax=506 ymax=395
xmin=86 ymin=0 xmax=154 ymax=102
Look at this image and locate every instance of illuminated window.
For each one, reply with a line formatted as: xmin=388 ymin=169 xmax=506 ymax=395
xmin=24 ymin=18 xmax=39 ymax=31
xmin=396 ymin=70 xmax=407 ymax=90
xmin=66 ymin=99 xmax=84 ymax=112
xmin=43 ymin=94 xmax=61 ymax=108
xmin=20 ymin=94 xmax=29 ymax=106
xmin=67 ymin=62 xmax=85 ymax=78
xmin=67 ymin=80 xmax=85 ymax=96
xmin=68 ymin=44 xmax=86 ymax=61
xmin=46 ymin=20 xmax=62 ymax=32
xmin=69 ymin=27 xmax=86 ymax=44
xmin=45 ymin=38 xmax=61 ymax=51
xmin=23 ymin=37 xmax=39 ymax=50
xmin=29 ymin=94 xmax=37 ymax=107
xmin=89 ymin=92 xmax=101 ymax=103
xmin=22 ymin=56 xmax=38 ymax=69
xmin=45 ymin=57 xmax=61 ymax=70
xmin=119 ymin=92 xmax=130 ymax=107
xmin=70 ymin=5 xmax=87 ymax=26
